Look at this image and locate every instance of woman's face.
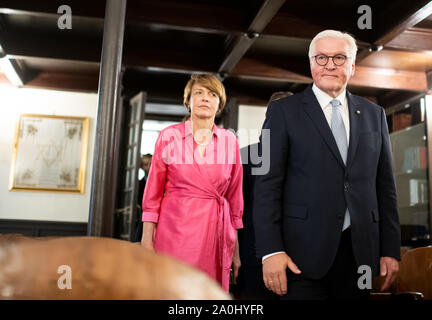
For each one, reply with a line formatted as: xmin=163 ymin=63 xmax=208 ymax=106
xmin=189 ymin=83 xmax=220 ymax=119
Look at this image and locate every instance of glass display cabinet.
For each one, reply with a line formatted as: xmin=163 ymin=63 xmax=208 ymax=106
xmin=387 ymin=95 xmax=432 ymax=248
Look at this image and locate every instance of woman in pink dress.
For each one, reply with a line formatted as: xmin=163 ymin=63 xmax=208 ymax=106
xmin=140 ymin=74 xmax=244 ymax=291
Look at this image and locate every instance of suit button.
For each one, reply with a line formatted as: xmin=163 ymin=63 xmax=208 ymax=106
xmin=344 ymin=182 xmax=349 ymax=190
xmin=337 ymin=213 xmax=344 ymax=220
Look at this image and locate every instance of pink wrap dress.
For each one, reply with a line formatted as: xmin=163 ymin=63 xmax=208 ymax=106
xmin=141 ymin=119 xmax=244 ymax=291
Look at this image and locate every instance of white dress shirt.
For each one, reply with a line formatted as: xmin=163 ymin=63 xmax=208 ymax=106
xmin=312 ymin=84 xmax=350 ymax=142
xmin=262 ymin=84 xmax=351 ymax=263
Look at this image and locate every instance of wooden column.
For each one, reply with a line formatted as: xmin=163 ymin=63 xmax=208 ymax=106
xmin=88 ymin=0 xmax=127 ymax=237
xmin=425 ymin=70 xmax=432 ymax=244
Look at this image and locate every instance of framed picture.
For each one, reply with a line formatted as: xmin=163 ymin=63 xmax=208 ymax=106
xmin=9 ymin=114 xmax=90 ymax=193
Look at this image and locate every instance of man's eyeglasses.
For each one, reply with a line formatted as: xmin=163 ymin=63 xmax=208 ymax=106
xmin=312 ymin=54 xmax=349 ymax=66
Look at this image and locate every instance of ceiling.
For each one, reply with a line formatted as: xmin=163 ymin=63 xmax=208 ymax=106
xmin=1 ymin=0 xmax=432 ymax=110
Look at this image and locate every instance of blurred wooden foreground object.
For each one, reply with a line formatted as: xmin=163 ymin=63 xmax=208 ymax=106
xmin=372 ymin=246 xmax=432 ymax=300
xmin=0 ymin=234 xmax=230 ymax=300
xmin=396 ymin=246 xmax=432 ymax=299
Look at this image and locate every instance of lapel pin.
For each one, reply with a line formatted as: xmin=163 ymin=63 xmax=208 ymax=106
xmin=356 ymin=110 xmax=361 ymax=115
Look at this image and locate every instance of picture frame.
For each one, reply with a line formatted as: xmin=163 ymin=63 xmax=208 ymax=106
xmin=9 ymin=114 xmax=90 ymax=193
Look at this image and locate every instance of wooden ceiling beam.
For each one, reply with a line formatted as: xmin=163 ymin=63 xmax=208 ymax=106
xmin=385 ymin=27 xmax=432 ymax=52
xmin=124 ymin=48 xmax=218 ymax=73
xmin=2 ymin=32 xmax=101 ymax=63
xmin=248 ymin=0 xmax=287 ymax=32
xmin=0 ymin=0 xmax=105 ymax=19
xmin=24 ymin=71 xmax=98 ymax=92
xmin=357 ymin=0 xmax=432 ymax=63
xmin=218 ymin=34 xmax=258 ymax=78
xmin=231 ymin=57 xmax=312 ymax=83
xmin=15 ymin=60 xmax=428 ymax=97
xmin=218 ymin=0 xmax=286 ymax=77
xmin=231 ymin=57 xmax=427 ymax=91
xmin=3 ymin=28 xmax=220 ymax=73
xmin=262 ymin=12 xmax=324 ymax=39
xmin=0 ymin=0 xmax=245 ymax=36
xmin=3 ymin=0 xmax=431 ymax=52
xmin=126 ymin=0 xmax=248 ymax=35
xmin=374 ymin=0 xmax=432 ymax=46
xmin=5 ymin=43 xmax=219 ymax=77
xmin=7 ymin=49 xmax=216 ymax=77
xmin=349 ymin=66 xmax=427 ymax=91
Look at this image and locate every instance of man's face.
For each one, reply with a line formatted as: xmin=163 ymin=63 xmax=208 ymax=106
xmin=309 ymin=37 xmax=355 ymax=98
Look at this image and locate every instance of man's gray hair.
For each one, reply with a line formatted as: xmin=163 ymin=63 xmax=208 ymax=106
xmin=308 ymin=30 xmax=358 ymax=60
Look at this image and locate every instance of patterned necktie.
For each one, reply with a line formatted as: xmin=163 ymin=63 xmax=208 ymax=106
xmin=330 ymin=99 xmax=350 ymax=230
xmin=330 ymin=99 xmax=348 ymax=164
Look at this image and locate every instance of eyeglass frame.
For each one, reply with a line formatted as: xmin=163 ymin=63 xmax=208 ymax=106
xmin=311 ymin=54 xmax=351 ymax=66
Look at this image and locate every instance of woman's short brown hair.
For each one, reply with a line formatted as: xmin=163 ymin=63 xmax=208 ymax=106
xmin=183 ymin=73 xmax=226 ymax=114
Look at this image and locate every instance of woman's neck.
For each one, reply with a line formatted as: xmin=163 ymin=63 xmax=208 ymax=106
xmin=190 ymin=115 xmax=214 ymax=145
xmin=191 ymin=115 xmax=214 ymax=134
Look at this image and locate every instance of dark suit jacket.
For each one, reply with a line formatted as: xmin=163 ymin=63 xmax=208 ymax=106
xmin=239 ymin=143 xmax=262 ymax=267
xmin=253 ymin=85 xmax=401 ymax=279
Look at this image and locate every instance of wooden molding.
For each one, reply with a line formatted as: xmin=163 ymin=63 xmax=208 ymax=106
xmin=231 ymin=57 xmax=312 ymax=83
xmin=232 ymin=58 xmax=427 ymax=92
xmin=349 ymin=66 xmax=427 ymax=91
xmin=24 ymin=72 xmax=98 ymax=92
xmin=386 ymin=27 xmax=432 ymax=52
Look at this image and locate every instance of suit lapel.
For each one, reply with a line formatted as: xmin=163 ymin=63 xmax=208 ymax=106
xmin=302 ymin=86 xmax=345 ymax=168
xmin=345 ymin=92 xmax=362 ymax=171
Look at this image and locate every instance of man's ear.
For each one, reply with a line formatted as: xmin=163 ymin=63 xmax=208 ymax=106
xmin=350 ymin=63 xmax=356 ymax=78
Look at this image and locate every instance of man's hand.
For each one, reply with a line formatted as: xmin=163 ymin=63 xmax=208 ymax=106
xmin=379 ymin=256 xmax=399 ymax=291
xmin=263 ymin=253 xmax=301 ymax=295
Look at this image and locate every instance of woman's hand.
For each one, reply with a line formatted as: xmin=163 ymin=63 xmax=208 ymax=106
xmin=141 ymin=240 xmax=154 ymax=252
xmin=231 ymin=231 xmax=241 ymax=284
xmin=141 ymin=222 xmax=156 ymax=252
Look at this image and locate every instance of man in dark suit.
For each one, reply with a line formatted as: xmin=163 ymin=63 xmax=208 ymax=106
xmin=236 ymin=92 xmax=292 ymax=300
xmin=253 ymin=30 xmax=401 ymax=300
xmin=237 ymin=143 xmax=278 ymax=299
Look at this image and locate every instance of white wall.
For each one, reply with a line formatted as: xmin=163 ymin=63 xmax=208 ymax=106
xmin=0 ymin=86 xmax=97 ymax=222
xmin=237 ymin=104 xmax=267 ymax=149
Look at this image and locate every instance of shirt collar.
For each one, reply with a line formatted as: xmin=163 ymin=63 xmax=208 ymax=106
xmin=312 ymin=83 xmax=347 ymax=110
xmin=183 ymin=119 xmax=221 ymax=139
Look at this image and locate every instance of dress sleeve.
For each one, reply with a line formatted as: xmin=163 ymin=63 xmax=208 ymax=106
xmin=225 ymin=138 xmax=244 ymax=229
xmin=141 ymin=131 xmax=168 ymax=223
